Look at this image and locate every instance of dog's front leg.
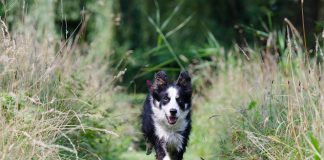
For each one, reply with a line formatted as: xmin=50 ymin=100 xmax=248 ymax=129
xmin=155 ymin=138 xmax=170 ymax=160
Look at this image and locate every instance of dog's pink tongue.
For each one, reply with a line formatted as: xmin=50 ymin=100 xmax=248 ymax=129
xmin=169 ymin=117 xmax=177 ymax=124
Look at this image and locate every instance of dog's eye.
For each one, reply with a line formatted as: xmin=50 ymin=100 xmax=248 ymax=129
xmin=163 ymin=96 xmax=170 ymax=102
xmin=176 ymin=97 xmax=183 ymax=103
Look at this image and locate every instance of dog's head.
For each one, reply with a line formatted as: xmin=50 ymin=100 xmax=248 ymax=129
xmin=151 ymin=71 xmax=192 ymax=125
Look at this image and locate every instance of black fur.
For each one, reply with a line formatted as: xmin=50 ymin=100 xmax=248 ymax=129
xmin=141 ymin=71 xmax=192 ymax=160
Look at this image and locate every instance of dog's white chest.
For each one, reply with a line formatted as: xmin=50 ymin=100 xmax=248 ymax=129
xmin=154 ymin=121 xmax=187 ymax=152
xmin=166 ymin=132 xmax=184 ymax=151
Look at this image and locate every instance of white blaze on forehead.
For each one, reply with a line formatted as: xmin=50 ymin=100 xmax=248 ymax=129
xmin=167 ymin=87 xmax=179 ymax=99
xmin=164 ymin=87 xmax=180 ymax=115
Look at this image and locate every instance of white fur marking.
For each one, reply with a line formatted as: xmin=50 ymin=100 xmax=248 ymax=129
xmin=163 ymin=155 xmax=171 ymax=160
xmin=164 ymin=87 xmax=179 ymax=118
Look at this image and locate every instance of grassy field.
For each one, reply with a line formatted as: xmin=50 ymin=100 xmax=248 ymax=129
xmin=1 ymin=1 xmax=324 ymax=160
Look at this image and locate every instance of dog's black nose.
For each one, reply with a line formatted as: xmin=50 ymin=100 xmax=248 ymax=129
xmin=170 ymin=109 xmax=177 ymax=116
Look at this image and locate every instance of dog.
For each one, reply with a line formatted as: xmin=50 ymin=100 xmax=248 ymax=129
xmin=141 ymin=71 xmax=192 ymax=160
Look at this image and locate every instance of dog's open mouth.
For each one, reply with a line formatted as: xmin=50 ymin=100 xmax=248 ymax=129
xmin=166 ymin=115 xmax=178 ymax=125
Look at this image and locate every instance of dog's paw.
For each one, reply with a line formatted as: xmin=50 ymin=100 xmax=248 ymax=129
xmin=145 ymin=142 xmax=153 ymax=155
xmin=146 ymin=149 xmax=152 ymax=155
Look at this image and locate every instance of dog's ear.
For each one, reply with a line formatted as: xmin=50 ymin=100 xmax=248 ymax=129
xmin=152 ymin=71 xmax=168 ymax=93
xmin=176 ymin=71 xmax=192 ymax=94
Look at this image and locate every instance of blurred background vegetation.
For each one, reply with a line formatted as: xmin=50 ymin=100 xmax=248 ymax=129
xmin=3 ymin=0 xmax=324 ymax=93
xmin=1 ymin=0 xmax=324 ymax=159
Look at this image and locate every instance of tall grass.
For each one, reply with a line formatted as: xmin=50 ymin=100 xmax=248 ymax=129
xmin=0 ymin=16 xmax=80 ymax=159
xmin=0 ymin=1 xmax=118 ymax=158
xmin=199 ymin=23 xmax=324 ymax=159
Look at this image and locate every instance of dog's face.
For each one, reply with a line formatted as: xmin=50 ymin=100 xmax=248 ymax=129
xmin=151 ymin=71 xmax=192 ymax=125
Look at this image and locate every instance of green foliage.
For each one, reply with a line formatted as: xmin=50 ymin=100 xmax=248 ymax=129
xmin=308 ymin=132 xmax=321 ymax=160
xmin=0 ymin=93 xmax=24 ymax=121
xmin=247 ymin=100 xmax=257 ymax=110
xmin=111 ymin=0 xmax=306 ymax=92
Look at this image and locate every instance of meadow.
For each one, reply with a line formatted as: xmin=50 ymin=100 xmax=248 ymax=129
xmin=1 ymin=0 xmax=324 ymax=160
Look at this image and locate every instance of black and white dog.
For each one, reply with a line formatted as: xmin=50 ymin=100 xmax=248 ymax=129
xmin=141 ymin=71 xmax=192 ymax=160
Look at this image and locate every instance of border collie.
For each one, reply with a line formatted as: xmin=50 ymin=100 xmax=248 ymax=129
xmin=141 ymin=71 xmax=192 ymax=160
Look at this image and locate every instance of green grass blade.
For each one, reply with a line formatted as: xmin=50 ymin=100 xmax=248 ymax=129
xmin=148 ymin=17 xmax=185 ymax=70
